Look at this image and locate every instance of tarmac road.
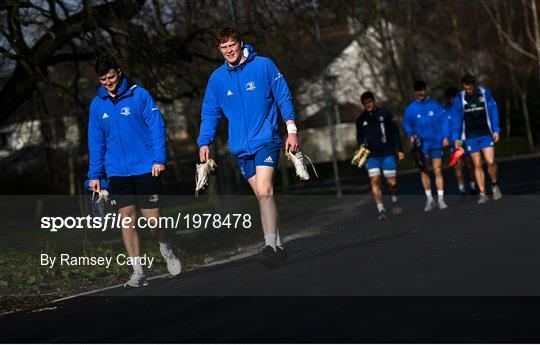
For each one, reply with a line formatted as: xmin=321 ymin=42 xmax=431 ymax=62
xmin=2 ymin=156 xmax=540 ymax=342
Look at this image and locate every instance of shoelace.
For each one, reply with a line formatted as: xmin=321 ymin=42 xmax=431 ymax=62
xmin=129 ymin=273 xmax=146 ymax=285
xmin=289 ymin=150 xmax=319 ymax=179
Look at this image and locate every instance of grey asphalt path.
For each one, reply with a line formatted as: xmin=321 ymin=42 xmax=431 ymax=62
xmin=2 ymin=156 xmax=540 ymax=342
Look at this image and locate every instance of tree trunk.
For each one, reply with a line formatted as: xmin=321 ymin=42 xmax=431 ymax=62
xmin=504 ymin=96 xmax=511 ymax=138
xmin=520 ymin=91 xmax=535 ymax=151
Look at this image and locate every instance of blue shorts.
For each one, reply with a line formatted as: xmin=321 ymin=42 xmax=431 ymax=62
xmin=236 ymin=144 xmax=281 ymax=180
xmin=465 ymin=135 xmax=494 ymax=154
xmin=366 ymin=155 xmax=397 ymax=177
xmin=422 ymin=148 xmax=444 ymax=159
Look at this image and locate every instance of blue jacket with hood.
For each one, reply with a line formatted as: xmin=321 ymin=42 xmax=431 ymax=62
xmin=444 ymin=102 xmax=460 ymax=143
xmin=197 ymin=44 xmax=296 ymax=157
xmin=87 ymin=78 xmax=166 ymax=179
xmin=450 ymin=87 xmax=500 ymax=141
xmin=403 ymin=97 xmax=450 ymax=148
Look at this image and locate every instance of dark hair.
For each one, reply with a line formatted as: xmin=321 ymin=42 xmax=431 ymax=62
xmin=462 ymin=74 xmax=476 ymax=85
xmin=444 ymin=86 xmax=458 ymax=100
xmin=413 ymin=80 xmax=426 ymax=91
xmin=215 ymin=25 xmax=242 ymax=45
xmin=360 ymin=91 xmax=375 ymax=103
xmin=95 ymin=55 xmax=119 ymax=76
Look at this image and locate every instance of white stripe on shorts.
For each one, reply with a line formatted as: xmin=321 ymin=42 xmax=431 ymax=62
xmin=368 ymin=168 xmax=381 ymax=177
xmin=383 ymin=170 xmax=396 ymax=178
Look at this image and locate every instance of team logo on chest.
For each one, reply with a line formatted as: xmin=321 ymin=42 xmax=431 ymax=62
xmin=245 ymin=81 xmax=256 ymax=91
xmin=428 ymin=110 xmax=434 ymax=116
xmin=120 ymin=106 xmax=131 ymax=116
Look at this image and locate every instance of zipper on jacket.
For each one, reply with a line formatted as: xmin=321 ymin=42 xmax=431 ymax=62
xmin=111 ymin=97 xmax=130 ymax=176
xmin=234 ymin=72 xmax=252 ymax=153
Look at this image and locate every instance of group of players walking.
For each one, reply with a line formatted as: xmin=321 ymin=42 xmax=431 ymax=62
xmin=358 ymin=76 xmax=502 ymax=220
xmin=86 ymin=25 xmax=502 ymax=287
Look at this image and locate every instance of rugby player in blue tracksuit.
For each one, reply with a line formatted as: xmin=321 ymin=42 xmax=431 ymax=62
xmin=356 ymin=92 xmax=404 ymax=220
xmin=450 ymin=74 xmax=502 ymax=204
xmin=444 ymin=86 xmax=477 ymax=195
xmin=197 ymin=26 xmax=299 ymax=267
xmin=88 ymin=55 xmax=181 ymax=287
xmin=403 ymin=80 xmax=450 ymax=211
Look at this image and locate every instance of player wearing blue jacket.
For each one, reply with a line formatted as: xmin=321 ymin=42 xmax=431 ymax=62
xmin=451 ymin=75 xmax=502 ymax=203
xmin=403 ymin=80 xmax=450 ymax=211
xmin=444 ymin=87 xmax=476 ymax=195
xmin=197 ymin=26 xmax=299 ymax=267
xmin=88 ymin=55 xmax=181 ymax=287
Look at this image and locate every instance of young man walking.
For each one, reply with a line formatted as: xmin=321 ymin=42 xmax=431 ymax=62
xmin=403 ymin=80 xmax=450 ymax=211
xmin=451 ymin=75 xmax=502 ymax=204
xmin=356 ymin=92 xmax=404 ymax=220
xmin=444 ymin=86 xmax=477 ymax=195
xmin=197 ymin=26 xmax=299 ymax=267
xmin=88 ymin=55 xmax=181 ymax=287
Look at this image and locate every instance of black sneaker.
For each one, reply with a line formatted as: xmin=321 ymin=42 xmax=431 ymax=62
xmin=257 ymin=245 xmax=279 ymax=268
xmin=378 ymin=210 xmax=388 ymax=220
xmin=276 ymin=246 xmax=287 ymax=265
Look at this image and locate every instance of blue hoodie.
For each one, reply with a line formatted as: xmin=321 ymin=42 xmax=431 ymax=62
xmin=403 ymin=97 xmax=449 ymax=149
xmin=197 ymin=44 xmax=296 ymax=157
xmin=444 ymin=102 xmax=460 ymax=143
xmin=87 ymin=78 xmax=166 ymax=179
xmin=450 ymin=87 xmax=500 ymax=141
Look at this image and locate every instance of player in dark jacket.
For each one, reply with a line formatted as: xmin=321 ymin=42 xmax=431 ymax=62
xmin=356 ymin=92 xmax=405 ymax=220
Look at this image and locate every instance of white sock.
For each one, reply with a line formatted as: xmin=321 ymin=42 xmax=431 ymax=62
xmin=159 ymin=242 xmax=172 ymax=257
xmin=470 ymin=182 xmax=476 ymax=190
xmin=425 ymin=190 xmax=433 ymax=201
xmin=264 ymin=234 xmax=277 ymax=250
xmin=437 ymin=190 xmax=444 ymax=196
xmin=458 ymin=184 xmax=465 ymax=192
xmin=480 ymin=192 xmax=486 ymax=196
xmin=276 ymin=233 xmax=282 ymax=248
xmin=391 ymin=195 xmax=398 ymax=203
xmin=131 ymin=256 xmax=143 ymax=275
xmin=377 ymin=203 xmax=385 ymax=212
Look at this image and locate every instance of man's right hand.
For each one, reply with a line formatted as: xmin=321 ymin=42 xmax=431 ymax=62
xmin=454 ymin=140 xmax=461 ymax=150
xmin=89 ymin=179 xmax=101 ymax=192
xmin=199 ymin=146 xmax=209 ymax=162
xmin=409 ymin=136 xmax=415 ymax=145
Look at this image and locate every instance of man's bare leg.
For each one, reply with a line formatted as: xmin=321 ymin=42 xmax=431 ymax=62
xmin=369 ymin=175 xmax=383 ymax=207
xmin=482 ymin=146 xmax=502 ymax=200
xmin=453 ymin=158 xmax=466 ymax=193
xmin=140 ymin=207 xmax=181 ymax=275
xmin=385 ymin=176 xmax=401 ymax=215
xmin=432 ymin=158 xmax=447 ymax=208
xmin=471 ymin=151 xmax=489 ymax=203
xmin=482 ymin=147 xmax=498 ymax=184
xmin=118 ymin=205 xmax=146 ymax=281
xmin=370 ymin=174 xmax=387 ymax=219
xmin=471 ymin=152 xmax=485 ymax=193
xmin=465 ymin=156 xmax=477 ymax=192
xmin=140 ymin=208 xmax=167 ymax=243
xmin=119 ymin=205 xmax=140 ymax=257
xmin=248 ymin=166 xmax=278 ymax=248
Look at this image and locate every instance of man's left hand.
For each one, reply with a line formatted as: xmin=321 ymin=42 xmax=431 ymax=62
xmin=285 ymin=133 xmax=299 ymax=153
xmin=442 ymin=138 xmax=449 ymax=147
xmin=493 ymin=132 xmax=500 ymax=143
xmin=397 ymin=152 xmax=405 ymax=160
xmin=152 ymin=164 xmax=166 ymax=177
